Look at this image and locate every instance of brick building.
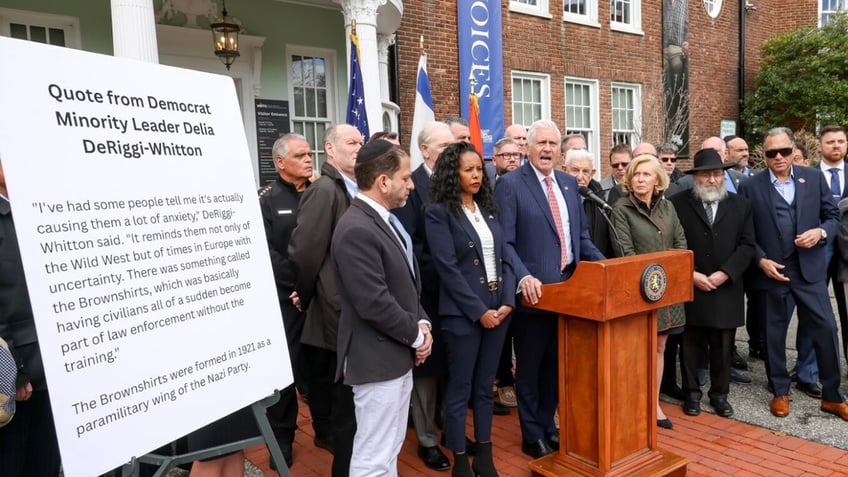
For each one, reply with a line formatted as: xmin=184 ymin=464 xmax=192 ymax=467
xmin=395 ymin=0 xmax=828 ymax=177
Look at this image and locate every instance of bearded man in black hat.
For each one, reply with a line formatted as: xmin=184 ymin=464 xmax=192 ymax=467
xmin=669 ymin=148 xmax=756 ymax=418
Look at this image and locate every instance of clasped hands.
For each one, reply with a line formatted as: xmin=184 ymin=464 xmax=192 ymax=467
xmin=693 ymin=270 xmax=729 ymax=292
xmin=479 ymin=305 xmax=514 ymax=329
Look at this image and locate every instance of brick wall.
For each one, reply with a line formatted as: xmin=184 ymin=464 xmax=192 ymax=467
xmin=395 ymin=0 xmax=819 ymax=177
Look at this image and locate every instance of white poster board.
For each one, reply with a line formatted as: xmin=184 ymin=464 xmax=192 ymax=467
xmin=0 ymin=37 xmax=291 ymax=477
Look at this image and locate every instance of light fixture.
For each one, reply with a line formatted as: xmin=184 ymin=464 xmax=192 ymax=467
xmin=210 ymin=1 xmax=239 ymax=70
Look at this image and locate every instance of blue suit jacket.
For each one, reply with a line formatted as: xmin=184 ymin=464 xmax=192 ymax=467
xmin=738 ymin=165 xmax=839 ymax=288
xmin=425 ymin=202 xmax=516 ymax=322
xmin=495 ymin=162 xmax=605 ymax=286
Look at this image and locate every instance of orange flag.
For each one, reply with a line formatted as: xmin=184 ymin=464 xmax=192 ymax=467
xmin=469 ymin=92 xmax=484 ymax=156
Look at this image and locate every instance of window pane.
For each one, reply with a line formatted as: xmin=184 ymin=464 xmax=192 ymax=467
xmin=304 ymin=58 xmax=314 ymax=87
xmin=49 ymin=28 xmax=65 ymax=47
xmin=30 ymin=26 xmax=47 ymax=43
xmin=292 ymin=56 xmax=303 ymax=85
xmin=293 ymin=87 xmax=305 ymax=116
xmin=9 ymin=23 xmax=27 ymax=40
xmin=314 ymin=58 xmax=326 ymax=87
xmin=305 ymin=88 xmax=316 ymax=117
xmin=317 ymin=90 xmax=327 ymax=117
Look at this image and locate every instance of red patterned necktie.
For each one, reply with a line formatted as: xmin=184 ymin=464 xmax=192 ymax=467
xmin=545 ymin=176 xmax=568 ymax=269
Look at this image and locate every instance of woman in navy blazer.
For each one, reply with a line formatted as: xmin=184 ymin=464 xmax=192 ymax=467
xmin=425 ymin=142 xmax=516 ymax=477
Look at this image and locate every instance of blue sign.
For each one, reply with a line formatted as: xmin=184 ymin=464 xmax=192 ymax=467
xmin=457 ymin=0 xmax=505 ymax=158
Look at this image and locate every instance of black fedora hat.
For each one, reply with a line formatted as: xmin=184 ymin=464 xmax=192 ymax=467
xmin=685 ymin=148 xmax=735 ymax=174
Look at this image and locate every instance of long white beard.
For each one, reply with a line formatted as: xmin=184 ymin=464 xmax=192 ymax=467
xmin=692 ymin=181 xmax=728 ymax=203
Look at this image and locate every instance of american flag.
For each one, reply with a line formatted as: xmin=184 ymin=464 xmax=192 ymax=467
xmin=345 ymin=26 xmax=369 ymax=139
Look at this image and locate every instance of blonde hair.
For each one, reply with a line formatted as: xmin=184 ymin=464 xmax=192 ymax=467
xmin=620 ymin=154 xmax=669 ymax=195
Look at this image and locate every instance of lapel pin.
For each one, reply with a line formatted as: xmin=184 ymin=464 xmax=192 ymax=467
xmin=798 ymin=178 xmax=806 ymax=184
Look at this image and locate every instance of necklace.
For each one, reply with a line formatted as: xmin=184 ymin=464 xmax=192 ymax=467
xmin=463 ymin=203 xmax=481 ymax=223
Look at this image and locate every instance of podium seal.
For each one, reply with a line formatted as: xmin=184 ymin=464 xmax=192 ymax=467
xmin=640 ymin=263 xmax=667 ymax=302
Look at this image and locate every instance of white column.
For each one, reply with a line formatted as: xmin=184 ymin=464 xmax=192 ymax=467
xmin=377 ymin=33 xmax=394 ymax=104
xmin=337 ymin=0 xmax=386 ymax=133
xmin=110 ymin=0 xmax=159 ymax=63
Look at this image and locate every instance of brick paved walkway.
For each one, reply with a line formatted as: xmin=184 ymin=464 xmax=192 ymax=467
xmin=244 ymin=397 xmax=848 ymax=476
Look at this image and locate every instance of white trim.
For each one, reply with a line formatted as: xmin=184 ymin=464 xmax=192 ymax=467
xmin=562 ymin=0 xmax=600 ymax=28
xmin=0 ymin=7 xmax=81 ymax=48
xmin=564 ymin=76 xmax=600 ymax=172
xmin=609 ymin=0 xmax=643 ymax=36
xmin=819 ymin=0 xmax=848 ymax=26
xmin=610 ymin=81 xmax=642 ymax=150
xmin=510 ymin=70 xmax=551 ymax=126
xmin=703 ymin=0 xmax=723 ymax=19
xmin=509 ymin=0 xmax=553 ymax=19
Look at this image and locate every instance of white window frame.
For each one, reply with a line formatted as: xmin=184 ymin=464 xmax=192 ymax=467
xmin=610 ymin=0 xmax=643 ymax=35
xmin=509 ymin=0 xmax=553 ymax=19
xmin=564 ymin=76 xmax=600 ymax=172
xmin=510 ymin=71 xmax=551 ymax=127
xmin=286 ymin=45 xmax=337 ymax=172
xmin=820 ymin=0 xmax=848 ymax=26
xmin=0 ymin=8 xmax=81 ymax=48
xmin=610 ymin=82 xmax=642 ymax=149
xmin=562 ymin=0 xmax=600 ymax=28
xmin=703 ymin=0 xmax=723 ymax=19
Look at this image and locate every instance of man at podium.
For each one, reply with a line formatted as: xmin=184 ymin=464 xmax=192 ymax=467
xmin=496 ymin=120 xmax=605 ymax=458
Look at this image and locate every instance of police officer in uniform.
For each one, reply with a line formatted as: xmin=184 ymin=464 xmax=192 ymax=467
xmin=258 ymin=133 xmax=314 ymax=467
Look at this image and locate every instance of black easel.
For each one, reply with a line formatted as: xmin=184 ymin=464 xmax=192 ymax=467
xmin=121 ymin=391 xmax=290 ymax=477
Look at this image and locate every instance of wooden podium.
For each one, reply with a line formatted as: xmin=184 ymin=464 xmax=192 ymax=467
xmin=526 ymin=250 xmax=693 ymax=477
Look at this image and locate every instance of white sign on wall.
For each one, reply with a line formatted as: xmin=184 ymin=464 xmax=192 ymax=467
xmin=0 ymin=37 xmax=291 ymax=477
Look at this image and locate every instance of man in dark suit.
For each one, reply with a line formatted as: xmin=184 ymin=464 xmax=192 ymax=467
xmin=737 ymin=127 xmax=848 ymax=420
xmin=670 ymin=149 xmax=756 ymax=419
xmin=495 ymin=120 xmax=605 ymax=458
xmin=817 ymin=125 xmax=848 ymax=373
xmin=289 ymin=123 xmax=363 ymax=476
xmin=561 ymin=147 xmax=614 ymax=257
xmin=333 ymin=140 xmax=432 ymax=475
xmin=0 ymin=159 xmax=61 ymax=477
xmin=394 ymin=121 xmax=454 ymax=470
xmin=258 ymin=133 xmax=313 ymax=467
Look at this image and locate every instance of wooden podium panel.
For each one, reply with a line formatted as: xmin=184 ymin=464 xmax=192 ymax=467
xmin=527 ymin=250 xmax=692 ymax=477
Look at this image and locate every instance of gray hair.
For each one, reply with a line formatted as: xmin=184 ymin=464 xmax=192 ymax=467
xmin=765 ymin=127 xmax=795 ymax=145
xmin=527 ymin=120 xmax=562 ymax=147
xmin=493 ymin=137 xmax=517 ymax=154
xmin=443 ymin=116 xmax=469 ymax=128
xmin=656 ymin=143 xmax=678 ymax=155
xmin=273 ymin=133 xmax=308 ymax=160
xmin=417 ymin=121 xmax=452 ymax=149
xmin=564 ymin=148 xmax=594 ymax=167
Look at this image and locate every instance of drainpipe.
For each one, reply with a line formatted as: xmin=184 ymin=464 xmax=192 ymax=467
xmin=738 ymin=0 xmax=747 ymax=136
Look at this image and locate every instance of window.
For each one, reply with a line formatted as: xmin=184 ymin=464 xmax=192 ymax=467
xmin=509 ymin=0 xmax=552 ymax=19
xmin=0 ymin=8 xmax=80 ymax=48
xmin=820 ymin=0 xmax=848 ymax=26
xmin=610 ymin=0 xmax=642 ymax=34
xmin=564 ymin=77 xmax=599 ymax=156
xmin=511 ymin=71 xmax=551 ymax=126
xmin=611 ymin=83 xmax=641 ymax=147
xmin=703 ymin=0 xmax=723 ymax=18
xmin=288 ymin=47 xmax=336 ymax=171
xmin=563 ymin=0 xmax=599 ymax=27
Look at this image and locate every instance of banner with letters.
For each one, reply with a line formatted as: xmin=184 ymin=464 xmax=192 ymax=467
xmin=458 ymin=0 xmax=505 ymax=159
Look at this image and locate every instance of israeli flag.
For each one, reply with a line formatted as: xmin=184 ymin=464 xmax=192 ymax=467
xmin=410 ymin=54 xmax=435 ymax=170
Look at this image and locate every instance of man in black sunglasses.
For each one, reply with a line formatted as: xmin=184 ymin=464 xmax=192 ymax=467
xmin=737 ymin=127 xmax=848 ymax=421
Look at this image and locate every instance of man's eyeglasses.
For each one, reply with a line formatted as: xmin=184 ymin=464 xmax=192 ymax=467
xmin=660 ymin=157 xmax=678 ymax=163
xmin=611 ymin=162 xmax=629 ymax=169
xmin=495 ymin=152 xmax=522 ymax=160
xmin=764 ymin=147 xmax=794 ymax=159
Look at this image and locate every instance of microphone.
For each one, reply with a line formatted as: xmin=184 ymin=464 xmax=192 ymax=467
xmin=578 ymin=186 xmax=613 ymax=212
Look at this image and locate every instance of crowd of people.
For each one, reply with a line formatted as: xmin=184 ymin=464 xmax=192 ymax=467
xmin=4 ymin=120 xmax=848 ymax=477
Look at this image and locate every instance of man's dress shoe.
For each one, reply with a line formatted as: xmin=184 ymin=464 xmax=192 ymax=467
xmin=770 ymin=396 xmax=790 ymax=417
xmin=546 ymin=432 xmax=560 ymax=451
xmin=418 ymin=445 xmax=451 ymax=471
xmin=521 ymin=439 xmax=555 ymax=458
xmin=682 ymin=399 xmax=701 ymax=416
xmin=796 ymin=381 xmax=823 ymax=399
xmin=821 ymin=400 xmax=848 ymax=421
xmin=710 ymin=398 xmax=734 ymax=417
xmin=730 ymin=368 xmax=752 ymax=384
